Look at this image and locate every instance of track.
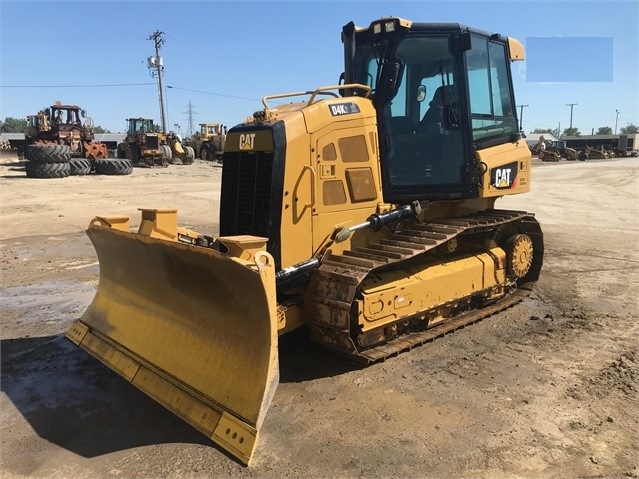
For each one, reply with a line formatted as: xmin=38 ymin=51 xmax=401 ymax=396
xmin=304 ymin=209 xmax=543 ymax=364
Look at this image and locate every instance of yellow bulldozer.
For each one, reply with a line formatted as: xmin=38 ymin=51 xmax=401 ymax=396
xmin=67 ymin=18 xmax=543 ymax=465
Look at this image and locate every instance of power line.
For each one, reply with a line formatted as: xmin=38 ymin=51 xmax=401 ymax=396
xmin=167 ymin=85 xmax=260 ymax=102
xmin=0 ymin=83 xmax=155 ymax=88
xmin=184 ymin=101 xmax=197 ymax=138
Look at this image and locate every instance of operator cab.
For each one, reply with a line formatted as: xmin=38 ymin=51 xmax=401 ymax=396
xmin=127 ymin=118 xmax=156 ymax=135
xmin=342 ymin=18 xmax=522 ymax=202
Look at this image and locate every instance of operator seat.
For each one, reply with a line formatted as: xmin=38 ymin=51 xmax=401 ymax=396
xmin=416 ymin=85 xmax=458 ymax=165
xmin=417 ymin=85 xmax=457 ymax=137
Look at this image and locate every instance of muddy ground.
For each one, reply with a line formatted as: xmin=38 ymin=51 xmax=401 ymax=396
xmin=1 ymin=152 xmax=637 ymax=479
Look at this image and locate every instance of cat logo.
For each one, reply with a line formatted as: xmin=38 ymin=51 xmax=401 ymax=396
xmin=490 ymin=161 xmax=519 ymax=189
xmin=239 ymin=133 xmax=256 ymax=150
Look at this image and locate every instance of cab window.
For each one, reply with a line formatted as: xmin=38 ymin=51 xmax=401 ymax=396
xmin=466 ymin=35 xmax=518 ymax=142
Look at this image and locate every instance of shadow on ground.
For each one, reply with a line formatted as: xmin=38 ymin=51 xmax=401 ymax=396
xmin=1 ymin=329 xmax=359 ymax=461
xmin=1 ymin=334 xmax=211 ymax=459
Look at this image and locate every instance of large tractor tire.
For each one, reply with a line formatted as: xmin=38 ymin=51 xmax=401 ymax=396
xmin=25 ymin=144 xmax=71 ymax=163
xmin=69 ymin=158 xmax=93 ymax=176
xmin=183 ymin=146 xmax=195 ymax=165
xmin=160 ymin=145 xmax=172 ymax=162
xmin=94 ymin=158 xmax=133 ymax=176
xmin=158 ymin=145 xmax=171 ymax=167
xmin=199 ymin=145 xmax=209 ymax=161
xmin=25 ymin=161 xmax=71 ymax=179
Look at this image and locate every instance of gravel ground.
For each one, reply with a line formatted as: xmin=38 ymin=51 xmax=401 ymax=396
xmin=1 ymin=152 xmax=637 ymax=478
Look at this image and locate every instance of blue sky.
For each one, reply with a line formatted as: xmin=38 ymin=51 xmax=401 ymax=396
xmin=1 ymin=0 xmax=637 ymax=136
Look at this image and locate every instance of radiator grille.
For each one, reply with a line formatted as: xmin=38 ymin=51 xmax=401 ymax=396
xmin=145 ymin=134 xmax=159 ymax=149
xmin=220 ymin=151 xmax=274 ymax=239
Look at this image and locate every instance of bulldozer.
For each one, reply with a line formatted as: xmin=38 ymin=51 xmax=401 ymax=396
xmin=117 ymin=118 xmax=195 ymax=166
xmin=66 ymin=18 xmax=543 ymax=465
xmin=24 ymin=101 xmax=108 ymax=160
xmin=186 ymin=123 xmax=227 ymax=161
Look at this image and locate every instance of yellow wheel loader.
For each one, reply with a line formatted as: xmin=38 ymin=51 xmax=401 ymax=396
xmin=186 ymin=123 xmax=227 ymax=161
xmin=67 ymin=18 xmax=543 ymax=465
xmin=117 ymin=118 xmax=168 ymax=167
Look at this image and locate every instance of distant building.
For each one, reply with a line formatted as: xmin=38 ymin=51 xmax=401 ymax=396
xmin=562 ymin=133 xmax=639 ymax=153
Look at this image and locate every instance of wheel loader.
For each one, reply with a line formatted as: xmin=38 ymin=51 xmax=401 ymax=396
xmin=117 ymin=118 xmax=195 ymax=166
xmin=24 ymin=101 xmax=108 ymax=160
xmin=117 ymin=117 xmax=167 ymax=167
xmin=67 ymin=18 xmax=543 ymax=465
xmin=186 ymin=122 xmax=227 ymax=161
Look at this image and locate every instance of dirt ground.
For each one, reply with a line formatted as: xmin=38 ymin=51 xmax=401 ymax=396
xmin=1 ymin=152 xmax=637 ymax=479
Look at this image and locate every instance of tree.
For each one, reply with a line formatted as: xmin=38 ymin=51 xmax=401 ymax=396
xmin=93 ymin=126 xmax=112 ymax=134
xmin=596 ymin=126 xmax=613 ymax=135
xmin=0 ymin=117 xmax=28 ymax=133
xmin=620 ymin=123 xmax=639 ymax=134
xmin=562 ymin=127 xmax=581 ymax=137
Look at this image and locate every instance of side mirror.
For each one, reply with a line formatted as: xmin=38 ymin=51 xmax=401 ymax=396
xmin=417 ymin=85 xmax=427 ymax=103
xmin=455 ymin=32 xmax=472 ymax=53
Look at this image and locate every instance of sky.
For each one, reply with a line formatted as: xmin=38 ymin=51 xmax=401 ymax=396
xmin=1 ymin=0 xmax=637 ymax=137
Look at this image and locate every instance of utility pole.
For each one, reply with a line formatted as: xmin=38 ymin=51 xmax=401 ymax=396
xmin=566 ymin=103 xmax=577 ymax=131
xmin=517 ymin=104 xmax=529 ymax=132
xmin=615 ymin=109 xmax=619 ymax=134
xmin=148 ymin=30 xmax=167 ymax=133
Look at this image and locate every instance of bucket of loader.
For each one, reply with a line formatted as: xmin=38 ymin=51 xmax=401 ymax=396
xmin=66 ymin=220 xmax=279 ymax=465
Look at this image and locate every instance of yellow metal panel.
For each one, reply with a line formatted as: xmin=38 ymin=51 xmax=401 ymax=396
xmin=507 ymin=37 xmax=525 ymax=61
xmin=338 ymin=135 xmax=369 ymax=162
xmin=359 ymin=249 xmax=506 ymax=331
xmin=279 ymin=112 xmax=314 ymax=268
xmin=80 ymin=331 xmax=141 ymax=381
xmin=132 ymin=364 xmax=222 ymax=436
xmin=345 ymin=167 xmax=378 ymax=202
xmin=476 ymin=141 xmax=531 ymax=198
xmin=213 ymin=412 xmax=258 ymax=465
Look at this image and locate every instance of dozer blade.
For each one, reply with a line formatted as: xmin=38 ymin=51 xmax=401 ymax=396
xmin=66 ymin=225 xmax=279 ymax=465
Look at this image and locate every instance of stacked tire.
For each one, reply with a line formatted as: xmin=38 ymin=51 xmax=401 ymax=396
xmin=25 ymin=144 xmax=71 ymax=179
xmin=69 ymin=158 xmax=92 ymax=175
xmin=94 ymin=158 xmax=133 ymax=175
xmin=24 ymin=144 xmax=133 ymax=178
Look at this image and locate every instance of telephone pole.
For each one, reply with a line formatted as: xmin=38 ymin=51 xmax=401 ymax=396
xmin=615 ymin=109 xmax=619 ymax=134
xmin=517 ymin=104 xmax=529 ymax=132
xmin=566 ymin=103 xmax=577 ymax=131
xmin=148 ymin=30 xmax=167 ymax=132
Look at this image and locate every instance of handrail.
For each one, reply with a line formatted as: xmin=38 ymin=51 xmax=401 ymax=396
xmin=261 ymin=84 xmax=372 ymax=110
